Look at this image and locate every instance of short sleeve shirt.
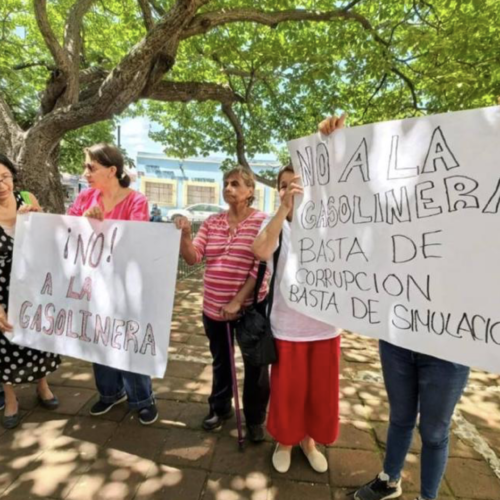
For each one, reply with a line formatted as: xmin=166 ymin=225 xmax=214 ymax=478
xmin=193 ymin=210 xmax=268 ymax=321
xmin=67 ymin=188 xmax=149 ymax=221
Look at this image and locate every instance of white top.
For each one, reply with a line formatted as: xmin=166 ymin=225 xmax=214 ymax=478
xmin=260 ymin=217 xmax=341 ymax=342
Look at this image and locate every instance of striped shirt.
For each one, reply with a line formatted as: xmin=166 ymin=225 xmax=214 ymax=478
xmin=193 ymin=210 xmax=269 ymax=321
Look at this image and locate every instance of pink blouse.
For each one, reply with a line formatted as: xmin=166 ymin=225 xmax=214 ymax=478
xmin=193 ymin=211 xmax=268 ymax=321
xmin=67 ymin=188 xmax=149 ymax=221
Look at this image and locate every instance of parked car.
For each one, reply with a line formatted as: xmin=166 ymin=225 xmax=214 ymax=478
xmin=166 ymin=203 xmax=227 ymax=222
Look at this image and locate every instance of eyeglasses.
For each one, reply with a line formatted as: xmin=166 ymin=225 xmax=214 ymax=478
xmin=83 ymin=163 xmax=104 ymax=174
xmin=0 ymin=175 xmax=13 ymax=185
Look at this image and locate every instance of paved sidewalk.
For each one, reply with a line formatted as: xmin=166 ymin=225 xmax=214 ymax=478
xmin=1 ymin=272 xmax=500 ymax=500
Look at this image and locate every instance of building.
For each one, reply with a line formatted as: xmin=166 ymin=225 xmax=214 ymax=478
xmin=135 ymin=153 xmax=281 ymax=216
xmin=61 ymin=173 xmax=86 ymax=210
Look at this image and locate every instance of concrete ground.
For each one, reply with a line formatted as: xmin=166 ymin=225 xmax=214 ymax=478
xmin=1 ymin=272 xmax=500 ymax=500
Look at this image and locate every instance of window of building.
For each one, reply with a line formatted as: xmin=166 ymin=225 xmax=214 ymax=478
xmin=192 ymin=177 xmax=214 ymax=183
xmin=144 ymin=181 xmax=175 ymax=206
xmin=187 ymin=184 xmax=217 ymax=204
xmin=160 ymin=171 xmax=175 ymax=179
xmin=145 ymin=164 xmax=160 ymax=174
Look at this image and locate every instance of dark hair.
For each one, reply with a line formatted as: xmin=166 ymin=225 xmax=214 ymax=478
xmin=84 ymin=143 xmax=131 ymax=188
xmin=0 ymin=153 xmax=18 ymax=182
xmin=277 ymin=164 xmax=294 ymax=190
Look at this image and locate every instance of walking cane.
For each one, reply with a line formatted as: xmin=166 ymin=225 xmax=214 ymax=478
xmin=226 ymin=322 xmax=245 ymax=451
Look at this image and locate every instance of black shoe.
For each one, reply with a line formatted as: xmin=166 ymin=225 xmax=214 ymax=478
xmin=0 ymin=392 xmax=4 ymax=411
xmin=246 ymin=424 xmax=265 ymax=443
xmin=89 ymin=394 xmax=128 ymax=416
xmin=354 ymin=473 xmax=402 ymax=500
xmin=2 ymin=412 xmax=20 ymax=429
xmin=202 ymin=408 xmax=234 ymax=431
xmin=37 ymin=392 xmax=59 ymax=410
xmin=138 ymin=403 xmax=159 ymax=425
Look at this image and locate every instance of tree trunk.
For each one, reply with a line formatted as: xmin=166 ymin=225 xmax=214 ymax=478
xmin=8 ymin=132 xmax=66 ymax=214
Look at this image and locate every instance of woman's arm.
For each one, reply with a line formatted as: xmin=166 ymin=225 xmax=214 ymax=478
xmin=252 ymin=206 xmax=288 ymax=261
xmin=175 ymin=216 xmax=203 ymax=265
xmin=252 ymin=175 xmax=303 ymax=261
xmin=220 ymin=275 xmax=257 ymax=321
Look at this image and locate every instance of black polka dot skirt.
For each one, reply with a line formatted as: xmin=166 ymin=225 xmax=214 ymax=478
xmin=0 ymin=192 xmax=61 ymax=385
xmin=0 ymin=334 xmax=61 ymax=385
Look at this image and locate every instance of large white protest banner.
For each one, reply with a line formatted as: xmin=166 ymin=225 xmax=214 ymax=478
xmin=7 ymin=214 xmax=180 ymax=378
xmin=285 ymin=106 xmax=500 ymax=373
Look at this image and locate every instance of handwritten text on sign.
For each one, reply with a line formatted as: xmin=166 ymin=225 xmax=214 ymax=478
xmin=285 ymin=106 xmax=500 ymax=373
xmin=8 ymin=214 xmax=180 ymax=378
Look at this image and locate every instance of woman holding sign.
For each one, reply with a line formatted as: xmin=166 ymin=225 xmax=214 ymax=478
xmin=251 ymin=114 xmax=345 ymax=474
xmin=175 ymin=167 xmax=269 ymax=443
xmin=315 ymin=121 xmax=470 ymax=500
xmin=68 ymin=143 xmax=158 ymax=425
xmin=0 ymin=153 xmax=61 ymax=429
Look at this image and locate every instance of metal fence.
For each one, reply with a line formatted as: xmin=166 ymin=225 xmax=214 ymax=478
xmin=176 ymin=221 xmax=205 ymax=281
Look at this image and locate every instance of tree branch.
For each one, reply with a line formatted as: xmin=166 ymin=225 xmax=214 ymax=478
xmin=221 ymin=102 xmax=249 ymax=168
xmin=143 ymin=80 xmax=244 ymax=104
xmin=34 ymin=0 xmax=72 ymax=74
xmin=32 ymin=78 xmax=244 ymax=147
xmin=40 ymin=70 xmax=68 ymax=115
xmin=79 ymin=66 xmax=108 ymax=85
xmin=13 ymin=60 xmax=55 ymax=71
xmin=181 ymin=8 xmax=389 ymax=48
xmin=253 ymin=172 xmax=276 ymax=188
xmin=63 ymin=0 xmax=97 ymax=103
xmin=220 ymin=102 xmax=275 ymax=187
xmin=89 ymin=0 xmax=200 ymax=114
xmin=391 ymin=67 xmax=419 ymax=109
xmin=362 ymin=73 xmax=387 ymax=118
xmin=32 ymin=0 xmax=201 ymax=138
xmin=34 ymin=2 xmax=391 ymax=151
xmin=77 ymin=72 xmax=244 ymax=107
xmin=138 ymin=0 xmax=155 ymax=31
xmin=64 ymin=0 xmax=96 ymax=58
xmin=417 ymin=0 xmax=442 ymax=29
xmin=34 ymin=0 xmax=96 ymax=106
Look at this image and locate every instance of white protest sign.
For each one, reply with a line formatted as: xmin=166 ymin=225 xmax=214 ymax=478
xmin=7 ymin=214 xmax=180 ymax=378
xmin=285 ymin=106 xmax=500 ymax=373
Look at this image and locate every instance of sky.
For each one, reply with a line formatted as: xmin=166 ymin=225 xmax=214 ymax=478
xmin=116 ymin=117 xmax=164 ymax=160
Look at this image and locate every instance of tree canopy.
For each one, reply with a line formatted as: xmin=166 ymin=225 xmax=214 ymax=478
xmin=0 ymin=0 xmax=499 ymax=210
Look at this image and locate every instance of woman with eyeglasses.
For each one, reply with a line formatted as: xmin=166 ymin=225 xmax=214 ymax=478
xmin=67 ymin=143 xmax=158 ymax=425
xmin=0 ymin=153 xmax=61 ymax=429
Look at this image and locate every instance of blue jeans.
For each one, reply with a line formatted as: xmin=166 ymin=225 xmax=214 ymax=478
xmin=93 ymin=364 xmax=154 ymax=410
xmin=380 ymin=340 xmax=469 ymax=500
